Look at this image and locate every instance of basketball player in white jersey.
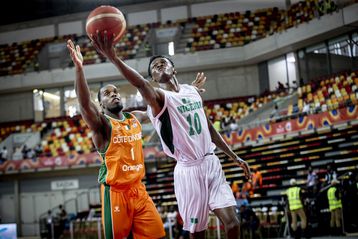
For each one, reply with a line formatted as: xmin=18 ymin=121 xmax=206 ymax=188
xmin=92 ymin=32 xmax=251 ymax=239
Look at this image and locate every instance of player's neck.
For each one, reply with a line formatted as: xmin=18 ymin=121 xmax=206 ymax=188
xmin=160 ymin=76 xmax=180 ymax=92
xmin=105 ymin=111 xmax=125 ymax=121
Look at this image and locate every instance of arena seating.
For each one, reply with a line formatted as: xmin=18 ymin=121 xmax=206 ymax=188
xmin=140 ymin=117 xmax=358 ymax=237
xmin=205 ymin=91 xmax=287 ymax=129
xmin=185 ymin=0 xmax=337 ymax=53
xmin=0 ymin=120 xmax=35 ymax=142
xmin=0 ymin=0 xmax=340 ymax=76
xmin=40 ymin=116 xmax=94 ymax=157
xmin=144 ymin=120 xmax=358 ymax=207
xmin=0 ymin=115 xmax=95 ymax=159
xmin=0 ymin=38 xmax=48 ymax=76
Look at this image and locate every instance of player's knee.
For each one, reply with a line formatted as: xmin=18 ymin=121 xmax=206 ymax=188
xmin=225 ymin=219 xmax=240 ymax=231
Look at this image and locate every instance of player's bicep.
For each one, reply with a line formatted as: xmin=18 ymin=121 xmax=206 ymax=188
xmin=138 ymin=81 xmax=164 ymax=113
xmin=79 ymin=101 xmax=104 ymax=131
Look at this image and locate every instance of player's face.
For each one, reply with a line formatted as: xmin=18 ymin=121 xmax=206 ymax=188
xmin=100 ymin=84 xmax=123 ymax=113
xmin=150 ymin=58 xmax=175 ymax=83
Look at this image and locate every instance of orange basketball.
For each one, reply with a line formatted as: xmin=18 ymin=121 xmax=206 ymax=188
xmin=86 ymin=5 xmax=126 ymax=45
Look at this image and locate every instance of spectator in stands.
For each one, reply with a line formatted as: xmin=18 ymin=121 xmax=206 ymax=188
xmin=0 ymin=146 xmax=8 ymax=163
xmin=213 ymin=115 xmax=222 ymax=132
xmin=46 ymin=210 xmax=53 ymax=239
xmin=144 ymin=41 xmax=152 ymax=57
xmin=167 ymin=206 xmax=178 ymax=235
xmin=306 ymin=165 xmax=318 ymax=196
xmin=91 ymin=34 xmax=251 ymax=239
xmin=292 ymin=80 xmax=298 ymax=90
xmin=242 ymin=181 xmax=254 ymax=198
xmin=270 ymin=103 xmax=279 ymax=118
xmin=277 ymin=81 xmax=286 ymax=92
xmin=231 ymin=181 xmax=240 ymax=194
xmin=235 ymin=191 xmax=249 ymax=209
xmin=252 ymin=166 xmax=263 ymax=190
xmin=318 ymin=0 xmax=337 ymax=15
xmin=324 ymin=164 xmax=338 ymax=186
xmin=67 ymin=39 xmax=165 ymax=239
xmin=58 ymin=205 xmax=67 ymax=236
xmin=239 ymin=205 xmax=260 ymax=239
xmin=292 ymin=103 xmax=300 ymax=114
xmin=21 ymin=144 xmax=29 ymax=159
xmin=302 ymin=101 xmax=310 ymax=115
xmin=34 ymin=144 xmax=43 ymax=157
xmin=26 ymin=148 xmax=36 ymax=160
xmin=228 ymin=117 xmax=239 ymax=131
xmin=221 ymin=117 xmax=230 ymax=132
xmin=327 ymin=179 xmax=342 ymax=235
xmin=286 ymin=178 xmax=307 ymax=239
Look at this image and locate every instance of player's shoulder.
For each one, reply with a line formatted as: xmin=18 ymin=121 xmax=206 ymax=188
xmin=123 ymin=112 xmax=138 ymax=120
xmin=180 ymin=83 xmax=191 ymax=88
xmin=180 ymin=83 xmax=196 ymax=92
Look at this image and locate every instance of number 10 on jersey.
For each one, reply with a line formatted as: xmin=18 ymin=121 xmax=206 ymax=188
xmin=186 ymin=112 xmax=202 ymax=136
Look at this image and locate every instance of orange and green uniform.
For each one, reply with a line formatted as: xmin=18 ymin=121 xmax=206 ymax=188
xmin=98 ymin=113 xmax=165 ymax=239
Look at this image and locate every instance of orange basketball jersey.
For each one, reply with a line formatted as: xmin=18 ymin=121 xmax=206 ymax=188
xmin=98 ymin=113 xmax=145 ymax=187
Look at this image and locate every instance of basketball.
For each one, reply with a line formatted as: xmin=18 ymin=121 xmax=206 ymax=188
xmin=86 ymin=5 xmax=126 ymax=45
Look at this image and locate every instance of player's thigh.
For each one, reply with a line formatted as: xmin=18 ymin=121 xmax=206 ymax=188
xmin=207 ymin=156 xmax=236 ymax=210
xmin=102 ymin=186 xmax=132 ymax=238
xmin=174 ymin=164 xmax=210 ymax=233
xmin=132 ymin=196 xmax=165 ymax=239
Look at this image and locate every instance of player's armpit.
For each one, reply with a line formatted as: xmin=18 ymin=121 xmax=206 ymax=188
xmin=131 ymin=111 xmax=150 ymax=123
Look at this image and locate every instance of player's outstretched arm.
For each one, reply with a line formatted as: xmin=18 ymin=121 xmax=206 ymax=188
xmin=206 ymin=117 xmax=251 ymax=179
xmin=91 ymin=31 xmax=163 ymax=114
xmin=67 ymin=39 xmax=105 ymax=132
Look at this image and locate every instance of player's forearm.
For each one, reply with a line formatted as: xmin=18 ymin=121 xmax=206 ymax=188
xmin=208 ymin=122 xmax=237 ymax=159
xmin=111 ymin=56 xmax=147 ymax=88
xmin=74 ymin=67 xmax=92 ymax=108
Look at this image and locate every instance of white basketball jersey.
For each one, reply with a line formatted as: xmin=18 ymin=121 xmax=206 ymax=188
xmin=147 ymin=84 xmax=216 ymax=162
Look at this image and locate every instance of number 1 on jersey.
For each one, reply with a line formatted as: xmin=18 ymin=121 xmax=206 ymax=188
xmin=186 ymin=112 xmax=202 ymax=136
xmin=131 ymin=147 xmax=135 ymax=160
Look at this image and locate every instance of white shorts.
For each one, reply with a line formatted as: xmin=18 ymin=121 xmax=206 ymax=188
xmin=174 ymin=154 xmax=236 ymax=233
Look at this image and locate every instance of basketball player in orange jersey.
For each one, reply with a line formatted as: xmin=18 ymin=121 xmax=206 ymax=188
xmin=66 ymin=39 xmax=166 ymax=239
xmin=92 ymin=32 xmax=251 ymax=239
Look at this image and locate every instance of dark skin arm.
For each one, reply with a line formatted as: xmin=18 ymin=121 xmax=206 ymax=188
xmin=207 ymin=117 xmax=251 ymax=179
xmin=123 ymin=72 xmax=207 ymax=122
xmin=67 ymin=39 xmax=110 ymax=152
xmin=92 ymin=32 xmax=164 ymax=116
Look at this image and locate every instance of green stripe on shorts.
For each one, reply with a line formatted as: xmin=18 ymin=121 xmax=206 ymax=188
xmin=104 ymin=185 xmax=113 ymax=239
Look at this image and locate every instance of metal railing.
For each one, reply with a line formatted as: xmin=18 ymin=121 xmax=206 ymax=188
xmin=38 ymin=185 xmax=100 ymax=239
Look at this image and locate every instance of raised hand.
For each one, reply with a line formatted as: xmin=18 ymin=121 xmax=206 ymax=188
xmin=192 ymin=72 xmax=207 ymax=93
xmin=91 ymin=30 xmax=117 ymax=61
xmin=67 ymin=39 xmax=83 ymax=68
xmin=234 ymin=156 xmax=252 ymax=180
